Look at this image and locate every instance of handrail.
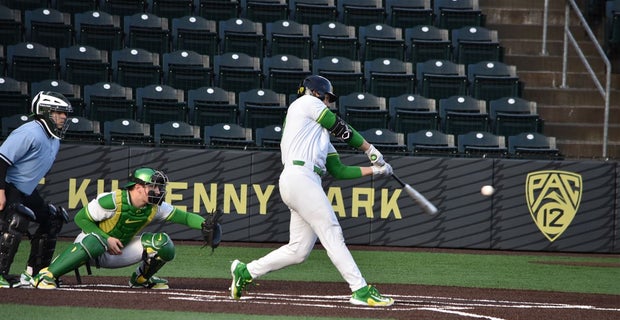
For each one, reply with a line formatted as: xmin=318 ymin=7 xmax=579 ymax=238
xmin=542 ymin=0 xmax=611 ymax=159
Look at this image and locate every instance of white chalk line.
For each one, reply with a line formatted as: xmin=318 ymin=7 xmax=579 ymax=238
xmin=58 ymin=283 xmax=620 ymax=319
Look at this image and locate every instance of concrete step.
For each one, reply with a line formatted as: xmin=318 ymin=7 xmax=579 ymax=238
xmin=480 ymin=0 xmax=565 ymax=10
xmin=522 ymin=87 xmax=619 ymax=106
xmin=501 ymin=39 xmax=603 ymax=56
xmin=482 ymin=7 xmax=573 ymax=27
xmin=489 ymin=24 xmax=594 ymax=41
xmin=504 ymin=54 xmax=608 ymax=73
xmin=545 ymin=122 xmax=619 ymax=144
xmin=555 ymin=140 xmax=619 ymax=160
xmin=538 ymin=104 xmax=620 ymax=125
xmin=518 ymin=71 xmax=620 ymax=89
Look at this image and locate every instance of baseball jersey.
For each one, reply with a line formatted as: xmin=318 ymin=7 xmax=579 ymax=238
xmin=280 ymin=95 xmax=336 ymax=171
xmin=0 ymin=120 xmax=60 ymax=195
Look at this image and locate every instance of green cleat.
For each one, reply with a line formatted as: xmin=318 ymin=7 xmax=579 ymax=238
xmin=0 ymin=274 xmax=11 ymax=288
xmin=31 ymin=268 xmax=58 ymax=289
xmin=129 ymin=272 xmax=169 ymax=289
xmin=230 ymin=259 xmax=252 ymax=299
xmin=349 ymin=285 xmax=394 ymax=307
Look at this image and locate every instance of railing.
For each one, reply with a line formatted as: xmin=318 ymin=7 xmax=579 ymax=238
xmin=541 ymin=0 xmax=612 ymax=159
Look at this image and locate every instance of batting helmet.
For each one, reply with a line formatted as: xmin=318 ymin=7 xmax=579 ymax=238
xmin=297 ymin=75 xmax=337 ymax=103
xmin=125 ymin=168 xmax=169 ymax=205
xmin=31 ymin=91 xmax=73 ymax=139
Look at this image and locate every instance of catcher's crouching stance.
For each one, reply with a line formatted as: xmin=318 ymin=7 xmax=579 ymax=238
xmin=30 ymin=167 xmax=223 ymax=289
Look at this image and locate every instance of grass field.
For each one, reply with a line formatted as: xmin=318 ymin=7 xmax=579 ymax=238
xmin=3 ymin=240 xmax=619 ymax=319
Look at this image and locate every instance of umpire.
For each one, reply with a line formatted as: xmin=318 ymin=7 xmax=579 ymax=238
xmin=0 ymin=91 xmax=73 ymax=288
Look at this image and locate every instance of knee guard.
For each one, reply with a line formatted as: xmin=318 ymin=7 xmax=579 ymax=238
xmin=28 ymin=204 xmax=69 ymax=274
xmin=137 ymin=232 xmax=175 ymax=280
xmin=47 ymin=233 xmax=107 ymax=279
xmin=0 ymin=204 xmax=35 ymax=275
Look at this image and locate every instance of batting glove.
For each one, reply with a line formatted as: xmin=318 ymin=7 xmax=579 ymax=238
xmin=371 ymin=163 xmax=393 ymax=176
xmin=365 ymin=144 xmax=385 ymax=166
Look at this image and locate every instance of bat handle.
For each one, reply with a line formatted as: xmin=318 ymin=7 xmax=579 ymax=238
xmin=392 ymin=174 xmax=406 ymax=187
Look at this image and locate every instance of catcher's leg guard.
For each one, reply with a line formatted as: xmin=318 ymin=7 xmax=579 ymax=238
xmin=134 ymin=232 xmax=175 ymax=284
xmin=0 ymin=204 xmax=35 ymax=277
xmin=27 ymin=204 xmax=69 ymax=275
xmin=44 ymin=233 xmax=107 ymax=281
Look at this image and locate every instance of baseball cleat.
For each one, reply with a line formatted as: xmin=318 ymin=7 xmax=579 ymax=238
xmin=349 ymin=285 xmax=394 ymax=307
xmin=230 ymin=259 xmax=252 ymax=299
xmin=31 ymin=268 xmax=58 ymax=289
xmin=129 ymin=272 xmax=169 ymax=289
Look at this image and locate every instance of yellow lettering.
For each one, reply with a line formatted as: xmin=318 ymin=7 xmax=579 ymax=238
xmin=97 ymin=179 xmax=119 ymax=194
xmin=224 ymin=184 xmax=247 ymax=214
xmin=69 ymin=178 xmax=90 ymax=209
xmin=327 ymin=187 xmax=346 ymax=217
xmin=194 ymin=183 xmax=217 ymax=212
xmin=166 ymin=181 xmax=187 ymax=211
xmin=253 ymin=184 xmax=275 ymax=214
xmin=352 ymin=187 xmax=374 ymax=218
xmin=381 ymin=189 xmax=402 ymax=219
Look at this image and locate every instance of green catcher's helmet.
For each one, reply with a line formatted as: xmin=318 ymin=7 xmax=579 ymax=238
xmin=125 ymin=168 xmax=169 ymax=205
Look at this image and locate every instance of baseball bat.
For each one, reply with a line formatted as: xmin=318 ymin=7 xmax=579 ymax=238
xmin=392 ymin=174 xmax=438 ymax=216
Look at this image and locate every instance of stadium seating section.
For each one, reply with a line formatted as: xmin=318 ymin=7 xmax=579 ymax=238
xmin=0 ymin=0 xmax=563 ymax=159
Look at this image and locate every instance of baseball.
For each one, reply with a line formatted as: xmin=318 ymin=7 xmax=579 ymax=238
xmin=481 ymin=185 xmax=495 ymax=196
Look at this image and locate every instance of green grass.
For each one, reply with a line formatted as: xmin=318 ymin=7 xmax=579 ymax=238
xmin=10 ymin=240 xmax=620 ymax=295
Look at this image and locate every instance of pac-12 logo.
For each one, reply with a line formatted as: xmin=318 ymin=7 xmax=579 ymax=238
xmin=525 ymin=170 xmax=582 ymax=242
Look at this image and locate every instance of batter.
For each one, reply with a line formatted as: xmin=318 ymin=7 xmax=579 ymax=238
xmin=230 ymin=75 xmax=395 ymax=307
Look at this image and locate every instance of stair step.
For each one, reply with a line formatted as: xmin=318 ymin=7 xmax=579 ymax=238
xmin=518 ymin=71 xmax=620 ymax=89
xmin=489 ymin=24 xmax=593 ymax=41
xmin=522 ymin=87 xmax=619 ymax=105
xmin=482 ymin=8 xmax=569 ymax=26
xmin=538 ymin=104 xmax=620 ymax=125
xmin=555 ymin=141 xmax=619 ymax=160
xmin=480 ymin=0 xmax=565 ymax=10
xmin=501 ymin=39 xmax=603 ymax=56
xmin=504 ymin=54 xmax=608 ymax=73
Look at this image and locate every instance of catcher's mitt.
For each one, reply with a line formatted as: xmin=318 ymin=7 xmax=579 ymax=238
xmin=201 ymin=208 xmax=223 ymax=253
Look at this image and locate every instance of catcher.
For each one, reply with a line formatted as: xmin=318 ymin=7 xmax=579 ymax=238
xmin=30 ymin=167 xmax=223 ymax=289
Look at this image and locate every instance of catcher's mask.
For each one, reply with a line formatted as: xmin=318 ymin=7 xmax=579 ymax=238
xmin=125 ymin=168 xmax=168 ymax=205
xmin=31 ymin=91 xmax=73 ymax=139
xmin=297 ymin=75 xmax=337 ymax=103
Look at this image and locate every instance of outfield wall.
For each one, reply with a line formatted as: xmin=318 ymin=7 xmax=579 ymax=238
xmin=45 ymin=144 xmax=619 ymax=253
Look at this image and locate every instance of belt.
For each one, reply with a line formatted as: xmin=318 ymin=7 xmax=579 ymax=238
xmin=292 ymin=160 xmax=325 ymax=176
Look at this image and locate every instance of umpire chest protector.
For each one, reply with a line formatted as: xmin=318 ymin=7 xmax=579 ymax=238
xmin=96 ymin=190 xmax=158 ymax=244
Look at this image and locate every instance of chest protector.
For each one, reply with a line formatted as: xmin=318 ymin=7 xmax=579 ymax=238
xmin=96 ymin=190 xmax=158 ymax=245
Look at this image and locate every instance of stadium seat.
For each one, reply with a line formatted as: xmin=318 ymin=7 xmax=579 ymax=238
xmin=213 ymin=52 xmax=262 ymax=94
xmin=311 ymin=21 xmax=358 ymax=60
xmin=1 ymin=113 xmax=29 ymax=139
xmin=388 ymin=93 xmax=438 ymax=133
xmin=405 ymin=25 xmax=451 ymax=72
xmin=358 ymin=23 xmax=405 ymax=61
xmin=241 ymin=0 xmax=288 ymax=25
xmin=83 ymin=81 xmax=136 ymax=124
xmin=312 ymin=56 xmax=363 ymax=96
xmin=103 ymin=118 xmax=153 ymax=146
xmin=98 ymin=0 xmax=146 ymax=16
xmin=489 ymin=97 xmax=543 ymax=137
xmin=434 ymin=0 xmax=485 ymax=31
xmin=25 ymin=8 xmax=73 ymax=50
xmin=255 ymin=123 xmax=282 ymax=150
xmin=146 ymin=0 xmax=194 ymax=21
xmin=0 ymin=76 xmax=30 ymax=118
xmin=63 ymin=116 xmax=104 ymax=145
xmin=111 ymin=48 xmax=162 ymax=90
xmin=135 ymin=84 xmax=187 ymax=128
xmin=74 ymin=10 xmax=123 ymax=53
xmin=359 ymin=127 xmax=407 ymax=154
xmin=31 ymin=79 xmax=84 ymax=116
xmin=406 ymin=129 xmax=457 ymax=156
xmin=1 ymin=0 xmax=48 ymax=11
xmin=196 ymin=0 xmax=240 ymax=22
xmin=364 ymin=57 xmax=415 ymax=98
xmin=6 ymin=42 xmax=58 ymax=83
xmin=154 ymin=120 xmax=203 ymax=148
xmin=416 ymin=59 xmax=467 ymax=100
xmin=53 ymin=0 xmax=98 ymax=15
xmin=262 ymin=54 xmax=311 ymax=94
xmin=452 ymin=26 xmax=502 ymax=66
xmin=467 ymin=60 xmax=521 ymax=102
xmin=124 ymin=12 xmax=171 ymax=54
xmin=162 ymin=49 xmax=212 ymax=92
xmin=337 ymin=0 xmax=384 ymax=28
xmin=171 ymin=15 xmax=218 ymax=57
xmin=289 ymin=0 xmax=337 ymax=27
xmin=439 ymin=95 xmax=489 ymax=136
xmin=238 ymin=88 xmax=287 ymax=131
xmin=385 ymin=0 xmax=433 ymax=29
xmin=0 ymin=5 xmax=24 ymax=47
xmin=203 ymin=122 xmax=254 ymax=149
xmin=508 ymin=132 xmax=562 ymax=160
xmin=265 ymin=19 xmax=312 ymax=59
xmin=219 ymin=17 xmax=265 ymax=58
xmin=457 ymin=131 xmax=507 ymax=158
xmin=59 ymin=45 xmax=111 ymax=86
xmin=187 ymin=86 xmax=238 ymax=128
xmin=338 ymin=92 xmax=388 ymax=131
